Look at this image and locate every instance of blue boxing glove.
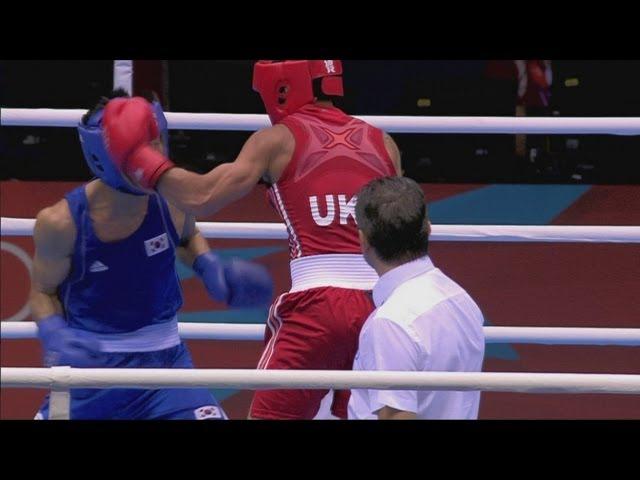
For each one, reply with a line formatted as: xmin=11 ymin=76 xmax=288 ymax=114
xmin=193 ymin=251 xmax=274 ymax=308
xmin=37 ymin=315 xmax=101 ymax=368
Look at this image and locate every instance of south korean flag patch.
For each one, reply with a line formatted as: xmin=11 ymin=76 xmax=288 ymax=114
xmin=144 ymin=233 xmax=170 ymax=257
xmin=194 ymin=405 xmax=224 ymax=420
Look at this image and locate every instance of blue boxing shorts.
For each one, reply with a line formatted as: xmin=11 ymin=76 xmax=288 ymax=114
xmin=35 ymin=342 xmax=226 ymax=420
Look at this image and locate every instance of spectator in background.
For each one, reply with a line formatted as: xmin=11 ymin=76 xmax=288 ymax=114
xmin=485 ymin=60 xmax=553 ymax=157
xmin=515 ymin=60 xmax=553 ymax=158
xmin=515 ymin=60 xmax=553 ymax=110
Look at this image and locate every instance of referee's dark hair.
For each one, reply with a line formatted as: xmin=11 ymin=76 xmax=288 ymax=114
xmin=356 ymin=176 xmax=430 ymax=263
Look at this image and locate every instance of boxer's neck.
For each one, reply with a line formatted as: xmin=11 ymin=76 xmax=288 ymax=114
xmin=90 ymin=180 xmax=148 ymax=218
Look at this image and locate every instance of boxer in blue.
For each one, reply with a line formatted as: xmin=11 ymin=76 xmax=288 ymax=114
xmin=31 ymin=90 xmax=274 ymax=420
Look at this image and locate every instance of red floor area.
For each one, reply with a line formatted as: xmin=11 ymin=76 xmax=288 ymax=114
xmin=2 ymin=182 xmax=639 ymax=419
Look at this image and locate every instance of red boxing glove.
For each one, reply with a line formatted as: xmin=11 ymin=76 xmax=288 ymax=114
xmin=102 ymin=97 xmax=175 ymax=190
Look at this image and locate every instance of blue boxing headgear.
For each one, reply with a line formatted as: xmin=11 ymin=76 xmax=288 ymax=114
xmin=77 ymin=100 xmax=169 ymax=195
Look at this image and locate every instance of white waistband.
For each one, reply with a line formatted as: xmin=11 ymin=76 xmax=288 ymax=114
xmin=72 ymin=317 xmax=181 ymax=353
xmin=289 ymin=254 xmax=379 ymax=292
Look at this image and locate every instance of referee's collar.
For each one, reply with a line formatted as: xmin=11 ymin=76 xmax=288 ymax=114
xmin=373 ymin=255 xmax=435 ymax=307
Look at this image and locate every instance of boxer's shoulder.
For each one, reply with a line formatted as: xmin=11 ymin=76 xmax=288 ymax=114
xmin=251 ymin=124 xmax=294 ymax=152
xmin=244 ymin=125 xmax=294 ymax=185
xmin=382 ymin=132 xmax=402 ymax=175
xmin=34 ymin=199 xmax=76 ymax=253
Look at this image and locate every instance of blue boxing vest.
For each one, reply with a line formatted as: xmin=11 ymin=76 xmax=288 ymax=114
xmin=58 ymin=185 xmax=183 ymax=336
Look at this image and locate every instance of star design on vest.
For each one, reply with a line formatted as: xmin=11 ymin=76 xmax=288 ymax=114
xmin=320 ymin=127 xmax=360 ymax=151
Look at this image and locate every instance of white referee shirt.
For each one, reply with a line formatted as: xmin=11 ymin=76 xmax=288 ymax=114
xmin=348 ymin=255 xmax=485 ymax=420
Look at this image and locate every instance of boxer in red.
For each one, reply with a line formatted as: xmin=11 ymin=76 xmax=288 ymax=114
xmin=100 ymin=60 xmax=402 ymax=419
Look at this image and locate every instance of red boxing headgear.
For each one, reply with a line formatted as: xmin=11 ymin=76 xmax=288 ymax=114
xmin=252 ymin=60 xmax=344 ymax=124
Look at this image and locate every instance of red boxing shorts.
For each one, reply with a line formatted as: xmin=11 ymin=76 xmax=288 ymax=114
xmin=249 ymin=287 xmax=375 ymax=419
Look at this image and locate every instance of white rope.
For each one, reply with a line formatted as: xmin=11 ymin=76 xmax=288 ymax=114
xmin=2 ymin=109 xmax=639 ymax=134
xmin=2 ymin=368 xmax=639 ymax=394
xmin=480 ymin=327 xmax=640 ymax=346
xmin=2 ymin=217 xmax=639 ymax=243
xmin=2 ymin=322 xmax=639 ymax=346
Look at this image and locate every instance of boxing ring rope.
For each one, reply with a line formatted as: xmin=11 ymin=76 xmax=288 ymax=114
xmin=3 ymin=217 xmax=640 ymax=243
xmin=2 ymin=322 xmax=640 ymax=346
xmin=5 ymin=368 xmax=638 ymax=419
xmin=3 ymin=368 xmax=639 ymax=394
xmin=2 ymin=108 xmax=640 ymax=134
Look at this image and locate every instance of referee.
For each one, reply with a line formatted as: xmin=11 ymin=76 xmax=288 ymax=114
xmin=348 ymin=177 xmax=486 ymax=420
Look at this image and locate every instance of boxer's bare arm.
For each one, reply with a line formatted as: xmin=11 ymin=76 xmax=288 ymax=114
xmin=174 ymin=210 xmax=210 ymax=267
xmin=158 ymin=125 xmax=289 ymax=217
xmin=177 ymin=230 xmax=210 ymax=267
xmin=383 ymin=133 xmax=403 ymax=176
xmin=29 ymin=201 xmax=75 ymax=320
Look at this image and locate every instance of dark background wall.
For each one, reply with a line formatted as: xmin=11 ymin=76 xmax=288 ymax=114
xmin=2 ymin=60 xmax=639 ymax=184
